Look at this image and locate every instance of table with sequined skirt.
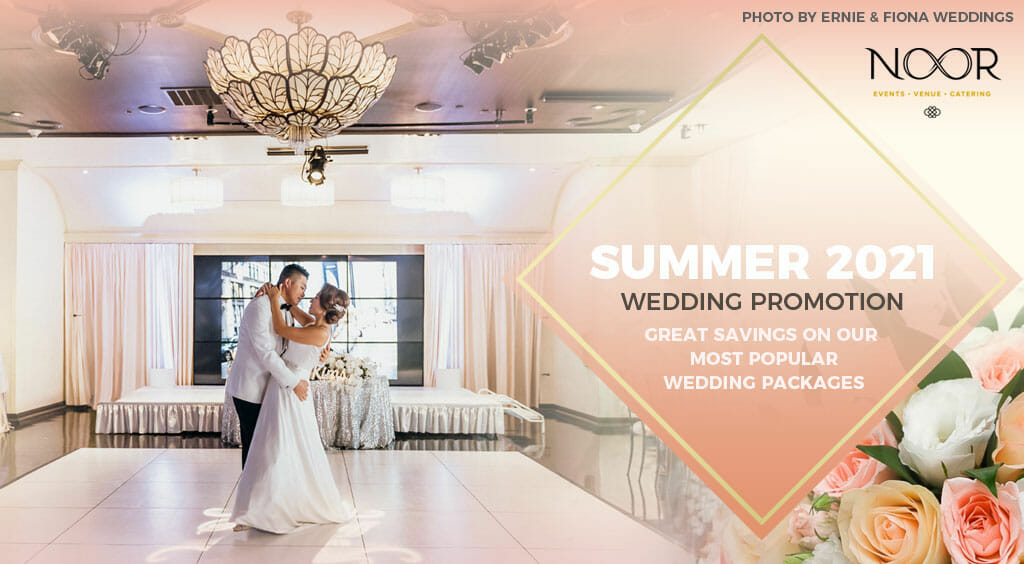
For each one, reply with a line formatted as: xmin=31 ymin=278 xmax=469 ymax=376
xmin=221 ymin=377 xmax=395 ymax=449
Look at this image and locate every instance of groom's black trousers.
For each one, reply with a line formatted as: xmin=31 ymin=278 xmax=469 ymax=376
xmin=233 ymin=397 xmax=262 ymax=469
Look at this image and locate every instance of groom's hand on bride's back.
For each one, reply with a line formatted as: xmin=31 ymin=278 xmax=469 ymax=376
xmin=294 ymin=379 xmax=309 ymax=401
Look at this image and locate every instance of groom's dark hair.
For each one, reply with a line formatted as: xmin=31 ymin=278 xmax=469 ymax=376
xmin=276 ymin=264 xmax=310 ymax=285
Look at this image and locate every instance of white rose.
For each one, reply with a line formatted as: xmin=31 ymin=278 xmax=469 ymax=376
xmin=806 ymin=536 xmax=851 ymax=564
xmin=954 ymin=326 xmax=994 ymax=356
xmin=899 ymin=378 xmax=998 ymax=486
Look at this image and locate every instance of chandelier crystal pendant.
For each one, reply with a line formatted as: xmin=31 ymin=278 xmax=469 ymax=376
xmin=281 ymin=176 xmax=336 ymax=207
xmin=168 ymin=168 xmax=224 ymax=213
xmin=203 ymin=11 xmax=398 ymax=153
xmin=390 ymin=167 xmax=446 ymax=211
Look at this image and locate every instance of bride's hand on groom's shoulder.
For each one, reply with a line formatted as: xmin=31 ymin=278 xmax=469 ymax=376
xmin=254 ymin=282 xmax=274 ymax=298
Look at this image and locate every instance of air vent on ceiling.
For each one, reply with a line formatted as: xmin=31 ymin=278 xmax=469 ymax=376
xmin=162 ymin=86 xmax=222 ymax=107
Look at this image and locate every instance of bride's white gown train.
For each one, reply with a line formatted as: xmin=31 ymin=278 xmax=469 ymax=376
xmin=231 ymin=331 xmax=354 ymax=534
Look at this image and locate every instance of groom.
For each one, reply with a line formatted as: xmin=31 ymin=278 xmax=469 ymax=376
xmin=227 ymin=264 xmax=311 ymax=469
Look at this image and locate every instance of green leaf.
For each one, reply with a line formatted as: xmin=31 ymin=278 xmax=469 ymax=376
xmin=998 ymin=368 xmax=1024 ymax=411
xmin=965 ymin=464 xmax=1002 ymax=496
xmin=784 ymin=553 xmax=814 ymax=564
xmin=917 ymin=350 xmax=971 ymax=389
xmin=1012 ymin=304 xmax=1024 ymax=329
xmin=983 ymin=431 xmax=999 ymax=468
xmin=811 ymin=493 xmax=839 ymax=512
xmin=979 ymin=311 xmax=999 ymax=331
xmin=858 ymin=445 xmax=921 ymax=485
xmin=886 ymin=411 xmax=904 ymax=443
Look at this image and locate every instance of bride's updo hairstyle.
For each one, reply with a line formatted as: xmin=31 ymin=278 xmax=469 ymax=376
xmin=318 ymin=283 xmax=349 ymax=325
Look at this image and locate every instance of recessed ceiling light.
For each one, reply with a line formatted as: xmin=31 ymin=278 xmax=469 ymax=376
xmin=414 ymin=102 xmax=443 ymax=113
xmin=8 ymin=111 xmax=23 ymax=119
xmin=138 ymin=105 xmax=167 ymax=115
xmin=82 ymin=170 xmax=89 ymax=175
xmin=591 ymin=104 xmax=605 ymax=110
xmin=528 ymin=167 xmax=537 ymax=172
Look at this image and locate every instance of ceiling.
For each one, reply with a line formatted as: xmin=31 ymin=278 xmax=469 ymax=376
xmin=0 ymin=0 xmax=764 ymax=137
xmin=0 ymin=127 xmax=683 ymax=239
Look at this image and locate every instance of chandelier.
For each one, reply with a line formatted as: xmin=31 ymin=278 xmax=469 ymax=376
xmin=203 ymin=11 xmax=397 ymax=152
xmin=167 ymin=168 xmax=223 ymax=213
xmin=390 ymin=167 xmax=446 ymax=211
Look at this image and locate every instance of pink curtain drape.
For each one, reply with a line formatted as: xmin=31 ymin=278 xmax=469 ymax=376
xmin=145 ymin=244 xmax=194 ymax=386
xmin=65 ymin=244 xmax=147 ymax=407
xmin=462 ymin=244 xmax=544 ymax=407
xmin=65 ymin=243 xmax=194 ymax=407
xmin=423 ymin=244 xmax=465 ymax=387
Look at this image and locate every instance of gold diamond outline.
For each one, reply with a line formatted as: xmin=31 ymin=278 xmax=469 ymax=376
xmin=515 ymin=33 xmax=1008 ymax=526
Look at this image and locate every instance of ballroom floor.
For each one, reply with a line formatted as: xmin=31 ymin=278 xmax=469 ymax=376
xmin=0 ymin=447 xmax=694 ymax=563
xmin=0 ymin=409 xmax=720 ymax=562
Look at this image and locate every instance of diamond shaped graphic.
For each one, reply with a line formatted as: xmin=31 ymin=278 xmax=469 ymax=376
xmin=516 ymin=35 xmax=1018 ymax=537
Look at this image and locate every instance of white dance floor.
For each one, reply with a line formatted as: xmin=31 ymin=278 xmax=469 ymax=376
xmin=96 ymin=386 xmax=506 ymax=436
xmin=0 ymin=448 xmax=688 ymax=563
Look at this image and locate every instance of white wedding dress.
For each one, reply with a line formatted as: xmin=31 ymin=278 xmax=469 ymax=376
xmin=231 ymin=328 xmax=354 ymax=534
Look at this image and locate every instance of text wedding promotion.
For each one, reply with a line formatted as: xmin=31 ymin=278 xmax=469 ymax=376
xmin=588 ymin=243 xmax=931 ymax=392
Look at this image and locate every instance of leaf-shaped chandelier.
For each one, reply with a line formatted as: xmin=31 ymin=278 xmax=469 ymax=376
xmin=203 ymin=13 xmax=397 ymax=152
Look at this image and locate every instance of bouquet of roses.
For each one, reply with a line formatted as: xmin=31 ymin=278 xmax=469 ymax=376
xmin=720 ymin=316 xmax=1024 ymax=564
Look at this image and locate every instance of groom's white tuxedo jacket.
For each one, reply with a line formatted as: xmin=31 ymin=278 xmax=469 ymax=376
xmin=226 ymin=295 xmax=300 ymax=404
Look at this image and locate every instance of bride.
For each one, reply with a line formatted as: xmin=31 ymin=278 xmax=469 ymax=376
xmin=231 ymin=282 xmax=355 ymax=534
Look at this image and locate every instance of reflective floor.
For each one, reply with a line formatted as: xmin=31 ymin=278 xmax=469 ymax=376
xmin=0 ymin=408 xmax=722 ymax=556
xmin=0 ymin=448 xmax=694 ymax=564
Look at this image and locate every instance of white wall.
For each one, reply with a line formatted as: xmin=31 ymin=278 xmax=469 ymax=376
xmin=11 ymin=165 xmax=65 ymax=413
xmin=537 ymin=165 xmax=646 ymax=419
xmin=0 ymin=165 xmax=17 ymax=415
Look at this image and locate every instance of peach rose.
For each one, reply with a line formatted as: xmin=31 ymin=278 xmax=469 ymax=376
xmin=961 ymin=329 xmax=1024 ymax=392
xmin=940 ymin=477 xmax=1024 ymax=564
xmin=994 ymin=394 xmax=1024 ymax=482
xmin=814 ymin=421 xmax=897 ymax=497
xmin=838 ymin=480 xmax=950 ymax=564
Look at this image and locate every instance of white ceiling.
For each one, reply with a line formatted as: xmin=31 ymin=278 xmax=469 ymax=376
xmin=0 ymin=128 xmax=677 ymax=241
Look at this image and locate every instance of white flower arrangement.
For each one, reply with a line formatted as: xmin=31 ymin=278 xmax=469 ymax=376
xmin=311 ymin=352 xmax=378 ymax=381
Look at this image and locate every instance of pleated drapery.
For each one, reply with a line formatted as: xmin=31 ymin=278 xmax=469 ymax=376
xmin=65 ymin=243 xmax=194 ymax=407
xmin=423 ymin=244 xmax=465 ymax=388
xmin=453 ymin=244 xmax=544 ymax=408
xmin=145 ymin=244 xmax=194 ymax=387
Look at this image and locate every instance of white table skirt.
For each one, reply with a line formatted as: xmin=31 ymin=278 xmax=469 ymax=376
xmin=95 ymin=402 xmax=221 ymax=434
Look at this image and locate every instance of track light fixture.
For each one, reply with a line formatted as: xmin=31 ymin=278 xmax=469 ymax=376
xmin=36 ymin=10 xmax=148 ymax=80
xmin=460 ymin=8 xmax=570 ymax=75
xmin=303 ymin=145 xmax=331 ymax=186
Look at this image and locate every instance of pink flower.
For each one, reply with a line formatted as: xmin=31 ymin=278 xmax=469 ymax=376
xmin=941 ymin=478 xmax=1024 ymax=564
xmin=961 ymin=330 xmax=1024 ymax=392
xmin=814 ymin=421 xmax=897 ymax=497
xmin=787 ymin=502 xmax=837 ymax=550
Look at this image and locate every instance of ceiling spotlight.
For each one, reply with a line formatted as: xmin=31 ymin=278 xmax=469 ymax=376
xmin=37 ymin=10 xmax=148 ymax=81
xmin=629 ymin=121 xmax=642 ymax=133
xmin=460 ymin=8 xmax=570 ymax=76
xmin=303 ymin=145 xmax=331 ymax=186
xmin=137 ymin=105 xmax=166 ymax=114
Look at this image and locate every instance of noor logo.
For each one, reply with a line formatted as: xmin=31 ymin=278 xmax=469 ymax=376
xmin=867 ymin=48 xmax=1000 ymax=80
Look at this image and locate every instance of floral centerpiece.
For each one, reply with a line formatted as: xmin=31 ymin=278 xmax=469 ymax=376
xmin=719 ymin=312 xmax=1024 ymax=564
xmin=310 ymin=352 xmax=379 ymax=381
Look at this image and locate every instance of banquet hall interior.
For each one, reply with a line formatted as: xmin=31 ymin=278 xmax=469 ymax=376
xmin=0 ymin=1 xmax=744 ymax=562
xmin=6 ymin=1 xmax=1021 ymax=563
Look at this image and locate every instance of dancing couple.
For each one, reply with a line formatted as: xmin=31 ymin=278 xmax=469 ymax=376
xmin=225 ymin=263 xmax=354 ymax=533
